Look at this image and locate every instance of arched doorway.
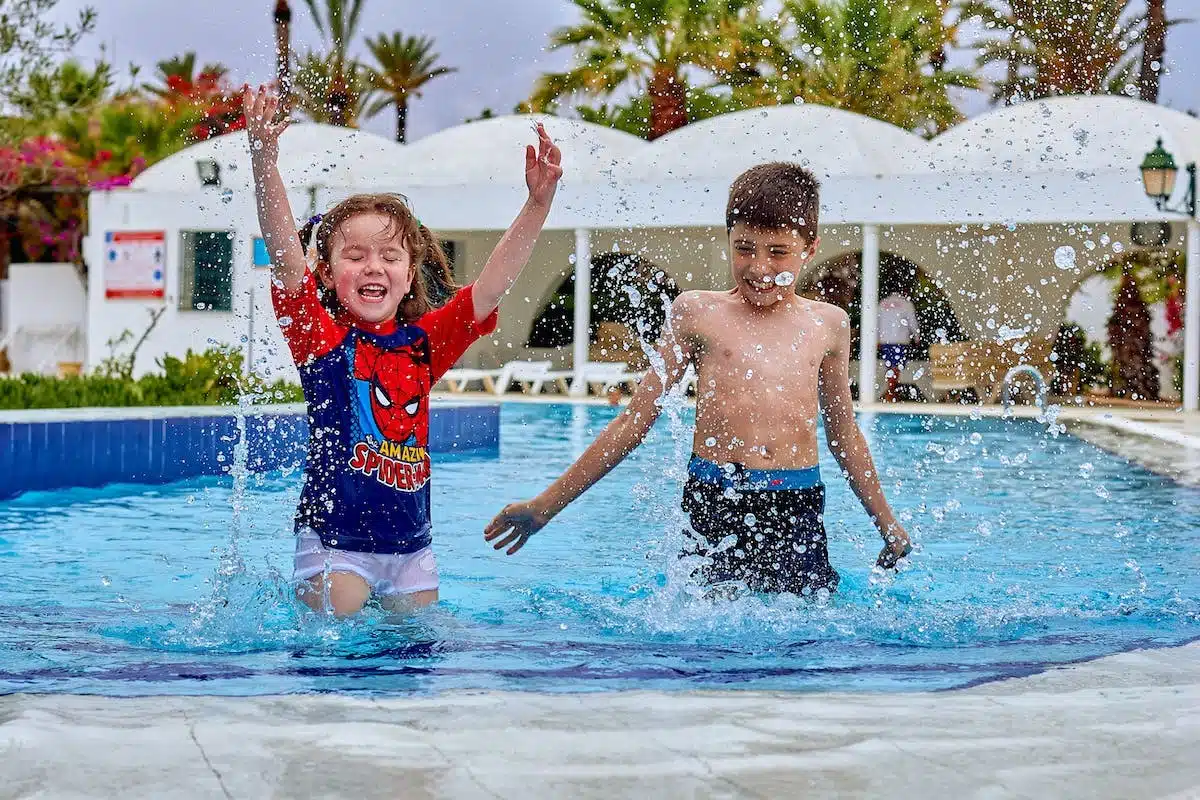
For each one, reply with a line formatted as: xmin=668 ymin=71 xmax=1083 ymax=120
xmin=527 ymin=252 xmax=680 ymax=368
xmin=799 ymin=251 xmax=966 ymax=359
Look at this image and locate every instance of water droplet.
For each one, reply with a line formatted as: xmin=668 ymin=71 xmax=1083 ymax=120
xmin=220 ymin=189 xmax=233 ymax=205
xmin=100 ymin=576 xmax=111 ymax=587
xmin=1094 ymin=485 xmax=1110 ymax=499
xmin=743 ymin=513 xmax=756 ymax=527
xmin=969 ymin=432 xmax=982 ymax=445
xmin=704 ymin=437 xmax=717 ymax=447
xmin=774 ymin=271 xmax=795 ymax=287
xmin=1053 ymin=245 xmax=1076 ymax=270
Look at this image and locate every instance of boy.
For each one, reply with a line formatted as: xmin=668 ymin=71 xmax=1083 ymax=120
xmin=484 ymin=163 xmax=911 ymax=595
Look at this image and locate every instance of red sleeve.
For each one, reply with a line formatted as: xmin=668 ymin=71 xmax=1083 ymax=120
xmin=419 ymin=283 xmax=499 ymax=382
xmin=270 ymin=270 xmax=347 ymax=366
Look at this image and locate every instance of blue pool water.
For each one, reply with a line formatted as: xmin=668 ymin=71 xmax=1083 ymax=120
xmin=1 ymin=403 xmax=1198 ymax=696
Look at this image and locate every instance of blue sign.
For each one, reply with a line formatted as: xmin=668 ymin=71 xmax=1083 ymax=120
xmin=253 ymin=237 xmax=271 ymax=268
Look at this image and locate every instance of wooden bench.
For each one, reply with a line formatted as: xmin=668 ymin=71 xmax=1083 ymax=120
xmin=930 ymin=337 xmax=1054 ymax=403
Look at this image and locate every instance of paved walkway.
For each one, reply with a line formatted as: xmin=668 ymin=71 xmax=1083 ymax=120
xmin=2 ymin=643 xmax=1199 ymax=799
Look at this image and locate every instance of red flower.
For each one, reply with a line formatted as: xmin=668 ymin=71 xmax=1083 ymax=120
xmin=1165 ymin=278 xmax=1184 ymax=336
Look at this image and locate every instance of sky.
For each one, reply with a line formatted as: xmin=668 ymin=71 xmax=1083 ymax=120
xmin=46 ymin=0 xmax=1200 ymax=142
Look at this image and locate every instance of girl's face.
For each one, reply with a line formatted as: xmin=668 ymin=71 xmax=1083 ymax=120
xmin=319 ymin=212 xmax=414 ymax=324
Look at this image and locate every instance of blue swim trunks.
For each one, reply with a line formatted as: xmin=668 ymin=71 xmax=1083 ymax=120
xmin=681 ymin=455 xmax=839 ymax=595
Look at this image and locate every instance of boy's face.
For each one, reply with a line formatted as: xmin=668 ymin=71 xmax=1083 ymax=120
xmin=728 ymin=223 xmax=819 ymax=308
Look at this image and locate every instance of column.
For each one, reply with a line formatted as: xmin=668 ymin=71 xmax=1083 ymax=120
xmin=571 ymin=228 xmax=591 ymax=397
xmin=1184 ymin=219 xmax=1199 ymax=412
xmin=858 ymin=224 xmax=881 ymax=404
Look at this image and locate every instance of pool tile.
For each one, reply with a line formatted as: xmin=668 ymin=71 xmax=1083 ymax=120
xmin=61 ymin=419 xmax=93 ymax=489
xmin=0 ymin=404 xmax=497 ymax=497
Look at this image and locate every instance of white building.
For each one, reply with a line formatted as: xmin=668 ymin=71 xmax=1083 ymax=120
xmin=48 ymin=96 xmax=1200 ymax=409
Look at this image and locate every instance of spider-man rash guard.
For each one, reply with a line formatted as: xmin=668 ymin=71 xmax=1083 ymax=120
xmin=272 ymin=271 xmax=497 ymax=554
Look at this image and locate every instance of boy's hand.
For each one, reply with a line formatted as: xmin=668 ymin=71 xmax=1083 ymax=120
xmin=525 ymin=123 xmax=563 ymax=209
xmin=875 ymin=524 xmax=912 ymax=570
xmin=484 ymin=498 xmax=554 ymax=555
xmin=244 ymin=84 xmax=289 ymax=162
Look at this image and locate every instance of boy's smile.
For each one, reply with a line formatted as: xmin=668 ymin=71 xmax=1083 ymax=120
xmin=729 ymin=223 xmax=819 ymax=308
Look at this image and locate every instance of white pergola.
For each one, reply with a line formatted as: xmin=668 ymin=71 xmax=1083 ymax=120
xmin=121 ymin=96 xmax=1200 ymax=410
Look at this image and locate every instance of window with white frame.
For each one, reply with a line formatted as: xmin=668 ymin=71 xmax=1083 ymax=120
xmin=178 ymin=230 xmax=234 ymax=311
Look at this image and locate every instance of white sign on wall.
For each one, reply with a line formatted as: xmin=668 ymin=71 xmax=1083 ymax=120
xmin=104 ymin=231 xmax=166 ymax=299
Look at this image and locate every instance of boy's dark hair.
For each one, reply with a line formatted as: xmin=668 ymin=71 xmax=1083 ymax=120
xmin=299 ymin=193 xmax=457 ymax=322
xmin=726 ymin=162 xmax=820 ymax=242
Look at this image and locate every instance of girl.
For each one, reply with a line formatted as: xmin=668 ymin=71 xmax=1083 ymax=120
xmin=244 ymin=86 xmax=562 ymax=616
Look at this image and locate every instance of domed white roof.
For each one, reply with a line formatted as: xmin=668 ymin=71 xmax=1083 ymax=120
xmin=131 ymin=123 xmax=404 ymax=192
xmin=625 ymin=104 xmax=931 ymax=181
xmin=394 ymin=114 xmax=649 ymax=187
xmin=926 ymin=95 xmax=1200 ymax=173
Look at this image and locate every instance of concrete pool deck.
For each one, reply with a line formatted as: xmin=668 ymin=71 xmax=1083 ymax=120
xmin=2 ymin=641 xmax=1198 ymax=799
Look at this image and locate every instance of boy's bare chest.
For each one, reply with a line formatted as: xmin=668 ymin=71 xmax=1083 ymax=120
xmin=695 ymin=320 xmax=826 ymax=382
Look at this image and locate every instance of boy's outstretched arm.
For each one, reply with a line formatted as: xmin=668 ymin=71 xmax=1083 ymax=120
xmin=484 ymin=294 xmax=698 ymax=555
xmin=470 ymin=123 xmax=563 ymax=323
xmin=818 ymin=308 xmax=912 ymax=570
xmin=244 ymin=86 xmax=307 ymax=293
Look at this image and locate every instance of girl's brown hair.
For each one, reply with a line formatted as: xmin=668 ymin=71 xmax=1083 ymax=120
xmin=299 ymin=193 xmax=457 ymax=322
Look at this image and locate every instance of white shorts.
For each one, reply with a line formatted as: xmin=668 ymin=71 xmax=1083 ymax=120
xmin=293 ymin=529 xmax=439 ymax=597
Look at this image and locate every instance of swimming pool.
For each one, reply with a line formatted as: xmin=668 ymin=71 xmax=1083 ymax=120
xmin=1 ymin=403 xmax=1197 ymax=696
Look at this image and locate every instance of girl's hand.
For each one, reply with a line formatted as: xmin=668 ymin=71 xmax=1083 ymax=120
xmin=525 ymin=122 xmax=563 ymax=209
xmin=244 ymin=84 xmax=289 ymax=162
xmin=484 ymin=498 xmax=554 ymax=555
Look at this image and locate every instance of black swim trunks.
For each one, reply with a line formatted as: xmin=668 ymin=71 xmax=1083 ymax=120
xmin=681 ymin=455 xmax=839 ymax=595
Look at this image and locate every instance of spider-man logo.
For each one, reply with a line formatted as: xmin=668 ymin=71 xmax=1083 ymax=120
xmin=352 ymin=337 xmax=430 ymax=445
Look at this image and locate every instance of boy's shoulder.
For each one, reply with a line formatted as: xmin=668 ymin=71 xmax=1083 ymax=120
xmin=799 ymin=296 xmax=850 ymax=324
xmin=670 ymin=289 xmax=738 ymax=330
xmin=672 ymin=289 xmax=734 ymax=315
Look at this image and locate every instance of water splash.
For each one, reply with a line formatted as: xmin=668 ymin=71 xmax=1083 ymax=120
xmin=190 ymin=388 xmax=254 ymax=633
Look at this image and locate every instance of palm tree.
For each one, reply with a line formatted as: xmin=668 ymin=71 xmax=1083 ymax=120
xmin=1140 ymin=0 xmax=1166 ymax=102
xmin=274 ymin=1 xmax=293 ymax=114
xmin=959 ymin=0 xmax=1147 ymax=104
xmin=576 ymin=86 xmax=736 ymax=139
xmin=363 ymin=33 xmax=456 ymax=143
xmin=142 ymin=53 xmax=229 ymax=102
xmin=751 ymin=0 xmax=976 ymax=135
xmin=530 ymin=0 xmax=774 ymax=139
xmin=301 ymin=0 xmax=365 ymax=126
xmin=291 ymin=49 xmax=373 ymax=127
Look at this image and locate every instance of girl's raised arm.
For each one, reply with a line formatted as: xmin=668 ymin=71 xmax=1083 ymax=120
xmin=245 ymin=85 xmax=307 ymax=293
xmin=470 ymin=123 xmax=562 ymax=323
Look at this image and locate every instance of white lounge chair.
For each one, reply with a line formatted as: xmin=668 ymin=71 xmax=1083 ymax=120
xmin=569 ymin=362 xmax=643 ymax=396
xmin=493 ymin=360 xmax=555 ymax=395
xmin=439 ymin=367 xmax=504 ymax=394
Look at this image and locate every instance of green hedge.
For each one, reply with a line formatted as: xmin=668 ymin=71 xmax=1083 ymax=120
xmin=0 ymin=347 xmax=303 ymax=410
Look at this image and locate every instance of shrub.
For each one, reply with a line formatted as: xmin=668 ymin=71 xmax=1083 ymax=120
xmin=0 ymin=346 xmax=303 ymax=410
